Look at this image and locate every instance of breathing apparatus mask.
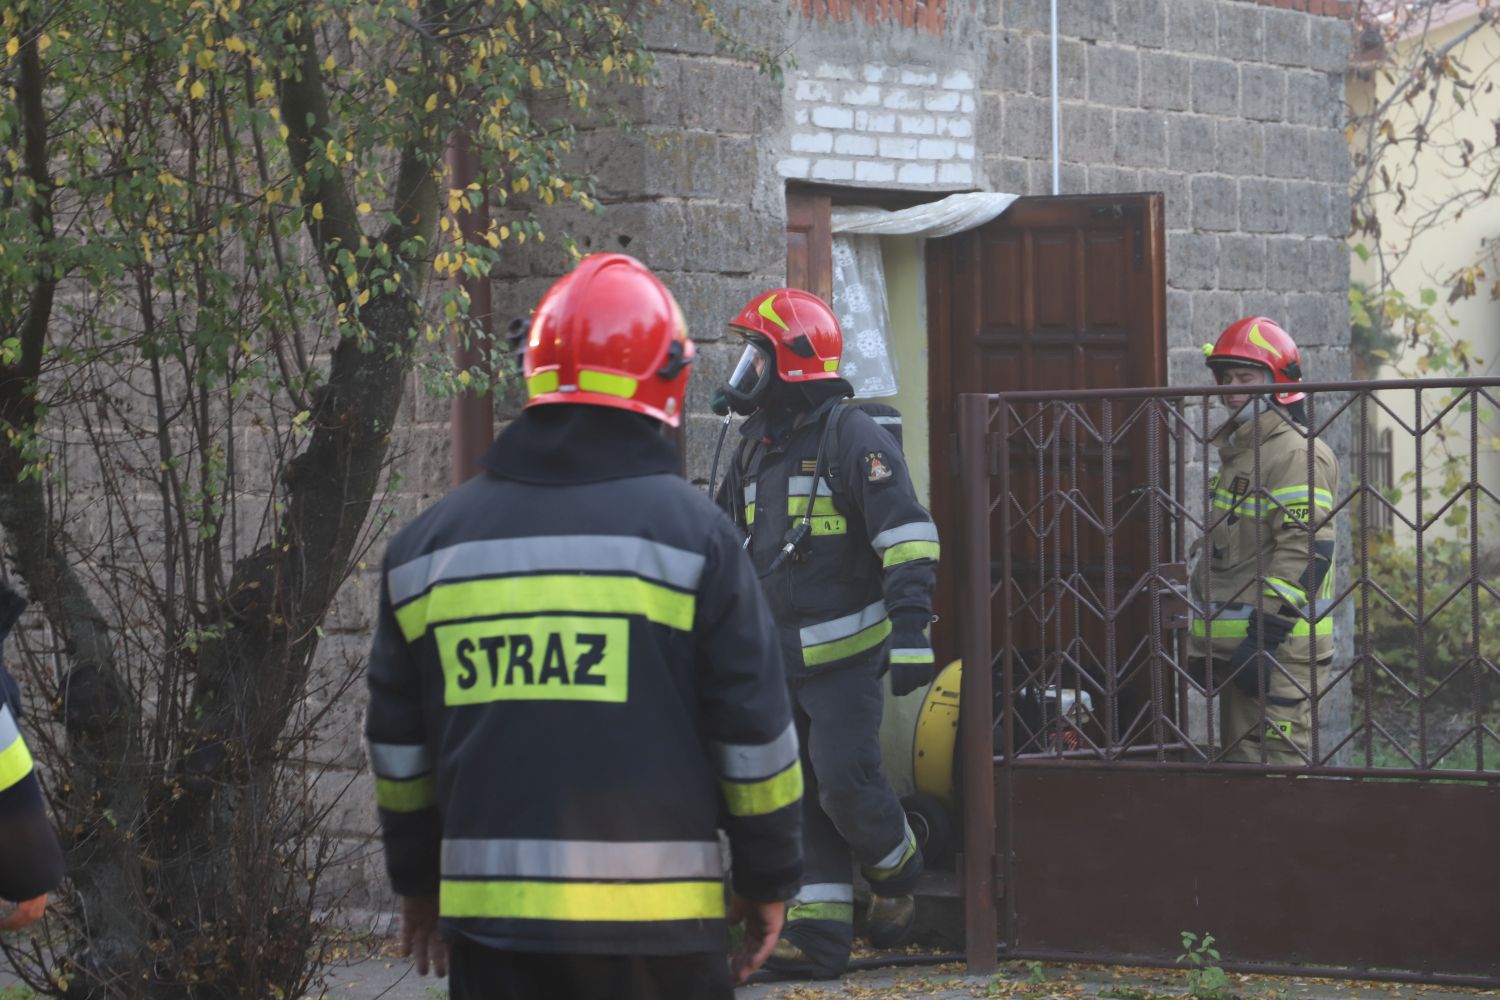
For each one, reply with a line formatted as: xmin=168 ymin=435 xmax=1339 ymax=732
xmin=718 ymin=338 xmax=777 ymax=417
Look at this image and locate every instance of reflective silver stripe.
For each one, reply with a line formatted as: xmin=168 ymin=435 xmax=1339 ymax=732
xmin=0 ymin=704 xmax=18 ymax=751
xmin=388 ymin=536 xmax=707 ymax=606
xmin=743 ymin=482 xmax=756 ymax=504
xmin=367 ymin=741 xmax=432 ymax=780
xmin=871 ymin=819 xmax=916 ymax=872
xmin=794 ymin=883 xmax=855 ymax=904
xmin=890 ymin=648 xmax=934 ymax=660
xmin=441 ymin=838 xmax=722 ymax=880
xmin=800 ymin=599 xmax=888 ymax=647
xmin=785 ymin=476 xmax=835 ymax=498
xmin=870 ymin=520 xmax=939 ymax=553
xmin=713 ymin=722 xmax=799 ymax=781
xmin=872 ymin=415 xmax=902 ymax=426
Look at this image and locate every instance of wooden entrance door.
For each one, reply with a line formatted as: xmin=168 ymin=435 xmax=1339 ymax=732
xmin=926 ymin=194 xmax=1167 ymax=743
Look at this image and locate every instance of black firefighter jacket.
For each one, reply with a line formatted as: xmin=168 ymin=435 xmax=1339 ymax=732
xmin=717 ymin=402 xmax=940 ymax=678
xmin=365 ymin=406 xmax=803 ymax=957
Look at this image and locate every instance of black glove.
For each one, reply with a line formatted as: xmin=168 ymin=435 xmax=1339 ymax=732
xmin=1227 ymin=610 xmax=1292 ymax=698
xmin=889 ymin=612 xmax=935 ymax=697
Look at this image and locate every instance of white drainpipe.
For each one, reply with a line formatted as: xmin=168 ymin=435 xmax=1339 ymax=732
xmin=1050 ymin=0 xmax=1061 ymax=195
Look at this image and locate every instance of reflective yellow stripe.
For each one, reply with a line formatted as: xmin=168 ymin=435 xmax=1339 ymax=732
xmin=787 ymin=901 xmax=854 ymax=923
xmin=809 ymin=516 xmax=847 ymax=536
xmin=1264 ymin=577 xmax=1307 ymax=606
xmin=395 ymin=575 xmax=694 ymax=642
xmin=803 ymin=618 xmax=892 ymax=667
xmin=721 ymin=761 xmax=803 ymax=817
xmin=744 ymin=502 xmax=756 ymax=525
xmin=823 ymin=359 xmax=839 ymax=372
xmin=883 ymin=541 xmax=940 ymax=568
xmin=577 ymin=370 xmax=639 ymax=399
xmin=787 ymin=496 xmax=840 ymax=517
xmin=1188 ymin=617 xmax=1332 ymax=639
xmin=526 ymin=371 xmax=559 ymax=397
xmin=441 ymin=879 xmax=724 ymax=921
xmin=376 ymin=775 xmax=436 ymax=812
xmin=0 ymin=734 xmax=34 ymax=793
xmin=867 ymin=827 xmax=917 ymax=881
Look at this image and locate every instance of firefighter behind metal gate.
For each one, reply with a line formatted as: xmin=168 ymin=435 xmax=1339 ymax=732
xmin=714 ymin=288 xmax=939 ymax=979
xmin=0 ymin=581 xmax=63 ymax=934
xmin=365 ymin=254 xmax=804 ymax=999
xmin=1191 ymin=317 xmax=1339 ymax=766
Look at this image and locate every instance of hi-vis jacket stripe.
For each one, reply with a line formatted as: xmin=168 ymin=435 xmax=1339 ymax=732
xmin=800 ymin=599 xmax=891 ymax=667
xmin=368 ymin=741 xmax=435 ymax=813
xmin=870 ymin=520 xmax=941 ymax=568
xmin=714 ymin=722 xmax=803 ymax=817
xmin=0 ymin=705 xmax=33 ymax=794
xmin=389 ymin=535 xmax=706 ymax=642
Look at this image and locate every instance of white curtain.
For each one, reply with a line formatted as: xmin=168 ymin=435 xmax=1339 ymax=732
xmin=828 ymin=192 xmax=1019 ymax=399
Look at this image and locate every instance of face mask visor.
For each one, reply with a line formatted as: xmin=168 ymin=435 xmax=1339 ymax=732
xmin=720 ymin=339 xmax=775 ymax=415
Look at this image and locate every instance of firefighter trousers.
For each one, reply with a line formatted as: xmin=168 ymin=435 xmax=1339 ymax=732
xmin=778 ymin=664 xmax=922 ymax=977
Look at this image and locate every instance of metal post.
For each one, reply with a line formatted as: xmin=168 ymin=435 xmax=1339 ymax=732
xmin=446 ymin=127 xmax=495 ymax=486
xmin=958 ymin=392 xmax=998 ymax=972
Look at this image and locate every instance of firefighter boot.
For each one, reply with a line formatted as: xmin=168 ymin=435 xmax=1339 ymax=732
xmin=865 ymin=892 xmax=917 ymax=949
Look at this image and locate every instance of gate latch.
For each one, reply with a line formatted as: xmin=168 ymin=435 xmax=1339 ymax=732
xmin=1158 ymin=562 xmax=1190 ymax=630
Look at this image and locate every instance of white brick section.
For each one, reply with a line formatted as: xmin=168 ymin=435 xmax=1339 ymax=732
xmin=841 ymin=84 xmax=882 ymax=106
xmin=918 ymin=138 xmax=957 ymax=159
xmin=791 ymin=132 xmax=834 ymax=153
xmin=856 ymin=161 xmax=897 ymax=183
xmin=834 ymin=133 xmax=879 ymax=156
xmin=942 ymin=118 xmax=974 ymax=138
xmin=924 ymin=92 xmax=961 ymax=113
xmin=815 ymin=63 xmax=855 ymax=81
xmin=879 ymin=136 xmax=921 ymax=159
xmin=942 ymin=70 xmax=974 ymax=90
xmin=777 ymin=157 xmax=811 ymax=179
xmin=863 ymin=64 xmax=897 ymax=84
xmin=795 ymin=80 xmax=832 ymax=102
xmin=898 ymin=163 xmax=938 ymax=184
xmin=901 ymin=68 xmax=939 ymax=86
xmin=812 ymin=106 xmax=854 ymax=129
xmin=899 ymin=114 xmax=938 ymax=135
xmin=882 ymin=90 xmax=921 ymax=111
xmin=938 ymin=163 xmax=974 ymax=185
xmin=855 ymin=111 xmax=897 ymax=132
xmin=811 ymin=159 xmax=855 ymax=181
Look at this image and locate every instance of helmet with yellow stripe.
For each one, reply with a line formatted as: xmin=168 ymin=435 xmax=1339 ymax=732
xmin=523 ymin=254 xmax=694 ymax=427
xmin=1204 ymin=316 xmax=1304 ymax=405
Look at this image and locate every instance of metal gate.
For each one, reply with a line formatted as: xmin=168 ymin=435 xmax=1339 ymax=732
xmin=955 ymin=378 xmax=1500 ymax=985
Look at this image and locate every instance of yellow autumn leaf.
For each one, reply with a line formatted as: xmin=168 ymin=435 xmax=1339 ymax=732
xmin=425 ymin=92 xmax=438 ymax=113
xmin=190 ymin=79 xmax=206 ymax=99
xmin=385 ymin=77 xmax=398 ymax=98
xmin=225 ymin=36 xmax=247 ymax=54
xmin=529 ymin=64 xmax=542 ymax=89
xmin=256 ymin=78 xmax=275 ymax=100
xmin=5 ymin=37 xmax=19 ymax=59
xmin=357 ymin=288 xmax=371 ymax=306
xmin=602 ymin=55 xmax=613 ymax=74
xmin=311 ymin=202 xmax=324 ymax=221
xmin=36 ymin=33 xmax=50 ymax=53
xmin=458 ymin=370 xmax=472 ymax=387
xmin=357 ymin=202 xmax=372 ymax=214
xmin=484 ymin=230 xmax=500 ymax=248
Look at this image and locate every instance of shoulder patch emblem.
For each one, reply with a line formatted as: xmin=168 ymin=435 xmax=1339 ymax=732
xmin=1229 ymin=475 xmax=1250 ymax=496
xmin=864 ymin=451 xmax=893 ymax=483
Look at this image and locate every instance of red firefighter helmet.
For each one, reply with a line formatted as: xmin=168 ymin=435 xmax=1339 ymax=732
xmin=1204 ymin=316 xmax=1305 ymax=405
xmin=728 ymin=288 xmax=843 ymax=383
xmin=523 ymin=254 xmax=694 ymax=427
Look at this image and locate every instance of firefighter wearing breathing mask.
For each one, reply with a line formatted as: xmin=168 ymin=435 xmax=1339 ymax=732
xmin=1192 ymin=317 xmax=1339 ymax=766
xmin=714 ymin=288 xmax=939 ymax=979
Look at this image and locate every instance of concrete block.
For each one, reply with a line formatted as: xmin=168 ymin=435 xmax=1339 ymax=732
xmin=1263 ymin=124 xmax=1308 ymax=179
xmin=1265 ymin=238 xmax=1309 ymax=292
xmin=566 ymin=199 xmax=687 ymax=272
xmin=1029 ymin=35 xmax=1086 ymax=100
xmin=841 ymin=84 xmax=884 ymax=107
xmin=1168 ymin=231 xmax=1219 ymax=290
xmin=986 ymin=155 xmax=1034 ymax=194
xmin=1308 ymin=129 xmax=1350 ymax=183
xmin=674 ymin=274 xmax=777 ymax=350
xmin=1060 ymin=0 xmax=1116 ymax=41
xmin=1307 ymin=16 xmax=1353 ymax=74
xmin=996 ymin=95 xmax=1051 ymax=160
xmin=1060 ymin=102 xmax=1115 ymax=165
xmin=1002 ymin=0 xmax=1050 ymax=32
xmin=812 ymin=105 xmax=855 ymax=130
xmin=924 ymin=91 xmax=962 ymax=113
xmin=1287 ymin=71 xmax=1339 ymax=128
xmin=898 ymin=162 xmax=938 ymax=185
xmin=883 ymin=89 xmax=922 ymax=111
xmin=1166 ymin=0 xmax=1217 ymax=55
xmin=1190 ymin=174 xmax=1237 ymax=232
xmin=777 ymin=157 xmax=811 ymax=179
xmin=1239 ymin=177 xmax=1289 ymax=234
xmin=1089 ymin=45 xmax=1141 ymax=106
xmin=1215 ymin=119 xmax=1265 ymax=177
xmin=1241 ymin=64 xmax=1286 ymax=122
xmin=1284 ymin=180 xmax=1329 ymax=239
xmin=1115 ymin=110 xmax=1168 ymax=167
xmin=1217 ymin=234 xmax=1266 ymax=290
xmin=943 ymin=70 xmax=975 ymax=90
xmin=1307 ymin=238 xmax=1350 ymax=293
xmin=834 ymin=133 xmax=878 ymax=156
xmin=880 ymin=136 xmax=921 ymax=159
xmin=680 ymin=202 xmax=773 ymax=274
xmin=919 ymin=138 xmax=958 ymax=159
xmin=1216 ymin=2 xmax=1264 ymax=63
xmin=856 ymin=160 xmax=898 ymax=183
xmin=1239 ymin=289 xmax=1288 ymax=325
xmin=984 ymin=29 xmax=1032 ymax=94
xmin=901 ymin=68 xmax=940 ymax=87
xmin=1285 ymin=291 xmax=1333 ymax=346
xmin=1263 ymin=7 xmax=1311 ymax=68
xmin=812 ymin=158 xmax=856 ymax=181
xmin=939 ymin=163 xmax=976 ymax=186
xmin=1116 ymin=0 xmax=1167 ymax=50
xmin=1327 ymin=183 xmax=1351 ymax=238
xmin=1167 ymin=288 xmax=1192 ymax=344
xmin=792 ymin=131 xmax=834 ymax=153
xmin=1032 ymin=160 xmax=1088 ymax=194
xmin=1141 ymin=168 xmax=1189 ymax=230
xmin=1190 ymin=58 xmax=1239 ymax=117
xmin=1141 ymin=52 xmax=1192 ymax=112
xmin=1168 ymin=114 xmax=1217 ymax=173
xmin=1192 ymin=289 xmax=1243 ymax=345
xmin=1088 ymin=165 xmax=1141 ymax=194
